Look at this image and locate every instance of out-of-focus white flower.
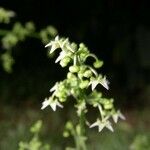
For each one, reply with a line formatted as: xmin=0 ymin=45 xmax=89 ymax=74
xmin=112 ymin=110 xmax=125 ymax=123
xmin=41 ymin=97 xmax=63 ymax=111
xmin=41 ymin=98 xmax=50 ymax=110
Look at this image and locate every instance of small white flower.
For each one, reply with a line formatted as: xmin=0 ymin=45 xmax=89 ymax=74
xmin=90 ymin=118 xmax=114 ymax=132
xmin=89 ymin=75 xmax=109 ymax=91
xmin=99 ymin=76 xmax=109 ymax=90
xmin=112 ymin=110 xmax=125 ymax=123
xmin=41 ymin=98 xmax=50 ymax=110
xmin=90 ymin=119 xmax=105 ymax=132
xmin=41 ymin=98 xmax=63 ymax=111
xmin=45 ymin=36 xmax=60 ymax=54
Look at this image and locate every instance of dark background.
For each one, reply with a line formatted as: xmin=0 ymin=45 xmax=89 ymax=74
xmin=0 ymin=0 xmax=150 ymax=109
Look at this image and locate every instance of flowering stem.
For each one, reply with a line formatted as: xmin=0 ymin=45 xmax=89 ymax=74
xmin=76 ymin=110 xmax=87 ymax=150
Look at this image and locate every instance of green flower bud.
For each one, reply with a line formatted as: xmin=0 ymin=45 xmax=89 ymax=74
xmin=63 ymin=131 xmax=70 ymax=137
xmin=79 ymin=80 xmax=89 ymax=89
xmin=66 ymin=121 xmax=73 ymax=130
xmin=67 ymin=72 xmax=74 ymax=79
xmin=79 ymin=43 xmax=85 ymax=48
xmin=60 ymin=60 xmax=67 ymax=67
xmin=69 ymin=65 xmax=80 ymax=73
xmin=79 ymin=66 xmax=86 ymax=72
xmin=78 ymin=71 xmax=83 ymax=79
xmin=83 ymin=70 xmax=92 ymax=78
xmin=76 ymin=125 xmax=81 ymax=135
xmin=55 ymin=91 xmax=65 ymax=98
xmin=104 ymin=101 xmax=113 ymax=109
xmin=60 ymin=57 xmax=71 ymax=67
xmin=59 ymin=97 xmax=66 ymax=102
xmin=63 ymin=56 xmax=71 ymax=63
xmin=104 ymin=103 xmax=113 ymax=109
xmin=93 ymin=60 xmax=103 ymax=68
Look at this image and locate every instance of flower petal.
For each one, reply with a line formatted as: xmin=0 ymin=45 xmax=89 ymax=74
xmin=106 ymin=122 xmax=114 ymax=132
xmin=91 ymin=80 xmax=99 ymax=91
xmin=100 ymin=76 xmax=109 ymax=90
xmin=55 ymin=51 xmax=66 ymax=63
xmin=41 ymin=98 xmax=50 ymax=110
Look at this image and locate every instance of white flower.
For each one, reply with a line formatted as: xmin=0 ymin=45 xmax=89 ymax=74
xmin=41 ymin=98 xmax=63 ymax=111
xmin=112 ymin=110 xmax=125 ymax=123
xmin=99 ymin=76 xmax=109 ymax=90
xmin=41 ymin=98 xmax=50 ymax=110
xmin=90 ymin=119 xmax=105 ymax=132
xmin=45 ymin=36 xmax=60 ymax=54
xmin=90 ymin=118 xmax=114 ymax=132
xmin=90 ymin=76 xmax=109 ymax=91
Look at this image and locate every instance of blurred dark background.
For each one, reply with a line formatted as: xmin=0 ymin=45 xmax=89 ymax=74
xmin=0 ymin=0 xmax=150 ymax=109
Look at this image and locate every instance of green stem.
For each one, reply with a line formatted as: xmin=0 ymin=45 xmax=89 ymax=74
xmin=79 ymin=110 xmax=85 ymax=135
xmin=84 ymin=53 xmax=98 ymax=63
xmin=76 ymin=109 xmax=87 ymax=150
xmin=87 ymin=65 xmax=98 ymax=77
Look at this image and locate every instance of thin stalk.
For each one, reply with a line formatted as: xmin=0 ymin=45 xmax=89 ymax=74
xmin=74 ymin=111 xmax=87 ymax=150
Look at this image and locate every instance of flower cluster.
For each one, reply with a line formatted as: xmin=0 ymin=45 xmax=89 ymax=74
xmin=42 ymin=36 xmax=125 ymax=134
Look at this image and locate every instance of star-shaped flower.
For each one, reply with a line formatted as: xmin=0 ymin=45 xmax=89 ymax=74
xmin=90 ymin=118 xmax=114 ymax=132
xmin=41 ymin=97 xmax=63 ymax=111
xmin=112 ymin=110 xmax=125 ymax=123
xmin=45 ymin=36 xmax=60 ymax=54
xmin=90 ymin=75 xmax=109 ymax=91
xmin=99 ymin=76 xmax=109 ymax=90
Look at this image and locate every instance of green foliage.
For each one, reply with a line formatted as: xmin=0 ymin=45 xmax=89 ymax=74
xmin=130 ymin=134 xmax=150 ymax=150
xmin=18 ymin=120 xmax=51 ymax=150
xmin=42 ymin=36 xmax=124 ymax=149
xmin=0 ymin=7 xmax=57 ymax=73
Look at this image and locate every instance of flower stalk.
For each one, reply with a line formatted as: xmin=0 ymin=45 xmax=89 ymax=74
xmin=42 ymin=36 xmax=125 ymax=149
